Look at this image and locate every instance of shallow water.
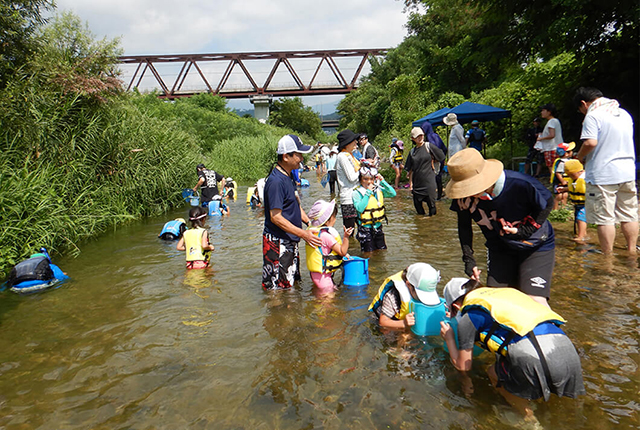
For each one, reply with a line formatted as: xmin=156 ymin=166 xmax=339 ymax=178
xmin=0 ymin=175 xmax=638 ymax=429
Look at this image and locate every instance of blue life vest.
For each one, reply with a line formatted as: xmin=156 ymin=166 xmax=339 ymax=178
xmin=159 ymin=219 xmax=187 ymax=240
xmin=207 ymin=200 xmax=222 ymax=216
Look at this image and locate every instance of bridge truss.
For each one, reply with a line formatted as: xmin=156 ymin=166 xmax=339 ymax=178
xmin=118 ymin=49 xmax=387 ymax=99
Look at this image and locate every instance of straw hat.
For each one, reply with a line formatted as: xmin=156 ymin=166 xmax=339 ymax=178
xmin=444 ymin=148 xmax=504 ymax=199
xmin=443 ymin=113 xmax=458 ymax=126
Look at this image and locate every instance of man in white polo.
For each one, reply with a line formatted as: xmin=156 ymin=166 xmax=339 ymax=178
xmin=574 ymin=87 xmax=638 ymax=254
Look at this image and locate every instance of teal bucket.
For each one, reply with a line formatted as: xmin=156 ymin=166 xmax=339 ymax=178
xmin=342 ymin=256 xmax=369 ymax=286
xmin=410 ymin=298 xmax=446 ymax=337
xmin=189 ymin=195 xmax=200 ymax=206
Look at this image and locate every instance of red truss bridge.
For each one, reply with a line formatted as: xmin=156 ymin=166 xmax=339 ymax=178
xmin=118 ymin=48 xmax=388 ymax=99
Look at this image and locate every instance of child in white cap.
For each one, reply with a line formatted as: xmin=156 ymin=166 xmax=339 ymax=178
xmin=305 ymin=199 xmax=354 ymax=293
xmin=368 ymin=263 xmax=440 ymax=330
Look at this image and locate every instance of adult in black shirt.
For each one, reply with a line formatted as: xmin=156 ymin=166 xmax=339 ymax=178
xmin=193 ymin=163 xmax=225 ymax=204
xmin=524 ymin=118 xmax=543 ymax=177
xmin=405 ymin=127 xmax=445 ymax=216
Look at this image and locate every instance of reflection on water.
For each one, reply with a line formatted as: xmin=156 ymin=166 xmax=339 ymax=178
xmin=0 ymin=177 xmax=638 ymax=429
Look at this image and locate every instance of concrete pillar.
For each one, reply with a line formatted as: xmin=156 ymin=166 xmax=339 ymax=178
xmin=250 ymin=95 xmax=272 ymax=123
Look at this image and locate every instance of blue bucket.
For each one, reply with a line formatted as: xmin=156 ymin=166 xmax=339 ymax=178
xmin=342 ymin=256 xmax=369 ymax=286
xmin=410 ymin=298 xmax=446 ymax=337
xmin=189 ymin=194 xmax=200 ymax=206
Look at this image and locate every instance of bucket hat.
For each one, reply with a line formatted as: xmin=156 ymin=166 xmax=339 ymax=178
xmin=444 ymin=148 xmax=504 ymax=199
xmin=406 ymin=263 xmax=441 ymax=306
xmin=307 ymin=199 xmax=336 ymax=227
xmin=443 ymin=113 xmax=459 ymax=126
xmin=563 ymin=159 xmax=583 ymax=174
xmin=337 ymin=130 xmax=359 ymax=150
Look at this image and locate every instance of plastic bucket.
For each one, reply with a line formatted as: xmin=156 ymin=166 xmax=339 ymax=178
xmin=300 ymin=178 xmax=310 ymax=188
xmin=342 ymin=256 xmax=369 ymax=286
xmin=189 ymin=195 xmax=200 ymax=206
xmin=410 ymin=298 xmax=446 ymax=337
xmin=208 ymin=200 xmax=222 ymax=216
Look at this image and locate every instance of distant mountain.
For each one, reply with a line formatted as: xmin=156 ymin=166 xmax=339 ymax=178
xmin=320 ymin=111 xmax=342 ymax=121
xmin=233 ymin=108 xmax=254 ymax=117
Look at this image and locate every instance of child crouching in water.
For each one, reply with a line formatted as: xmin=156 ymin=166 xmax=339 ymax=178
xmin=177 ymin=206 xmax=214 ymax=269
xmin=352 ymin=165 xmax=396 ymax=253
xmin=305 ymin=199 xmax=353 ymax=293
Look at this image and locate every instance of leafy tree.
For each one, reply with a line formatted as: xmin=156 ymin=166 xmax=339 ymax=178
xmin=0 ymin=0 xmax=54 ymax=88
xmin=269 ymin=97 xmax=322 ymax=139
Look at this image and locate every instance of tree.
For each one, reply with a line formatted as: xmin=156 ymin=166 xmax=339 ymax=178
xmin=269 ymin=97 xmax=322 ymax=139
xmin=0 ymin=0 xmax=54 ymax=88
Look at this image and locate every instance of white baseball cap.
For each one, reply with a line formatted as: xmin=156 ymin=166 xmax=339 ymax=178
xmin=277 ymin=134 xmax=313 ymax=155
xmin=406 ymin=263 xmax=441 ymax=305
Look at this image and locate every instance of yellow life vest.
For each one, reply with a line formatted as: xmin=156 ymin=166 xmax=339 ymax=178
xmin=183 ymin=227 xmax=210 ymax=262
xmin=392 ymin=147 xmax=403 ymax=163
xmin=356 ymin=187 xmax=386 ymax=227
xmin=305 ymin=227 xmax=343 ymax=273
xmin=460 ymin=287 xmax=566 ymax=355
xmin=567 ymin=177 xmax=586 ymax=205
xmin=224 ymin=181 xmax=238 ymax=199
xmin=550 ymin=158 xmax=569 ymax=183
xmin=368 ymin=271 xmax=412 ymax=320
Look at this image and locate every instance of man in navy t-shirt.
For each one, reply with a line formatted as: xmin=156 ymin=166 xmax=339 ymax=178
xmin=262 ymin=134 xmax=321 ymax=290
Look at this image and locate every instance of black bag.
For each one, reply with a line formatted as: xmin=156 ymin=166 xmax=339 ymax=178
xmin=8 ymin=256 xmax=53 ymax=287
xmin=500 ymin=221 xmax=551 ymax=251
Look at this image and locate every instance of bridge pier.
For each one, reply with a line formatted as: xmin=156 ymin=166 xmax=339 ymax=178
xmin=250 ymin=95 xmax=272 ymax=123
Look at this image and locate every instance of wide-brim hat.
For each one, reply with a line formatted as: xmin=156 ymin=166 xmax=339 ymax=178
xmin=445 ymin=148 xmax=504 ymax=199
xmin=308 ymin=199 xmax=336 ymax=227
xmin=443 ymin=113 xmax=458 ymax=126
xmin=406 ymin=263 xmax=441 ymax=306
xmin=337 ymin=130 xmax=359 ymax=150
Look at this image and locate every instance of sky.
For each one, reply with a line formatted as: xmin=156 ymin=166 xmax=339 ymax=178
xmin=54 ymin=0 xmax=410 ymax=112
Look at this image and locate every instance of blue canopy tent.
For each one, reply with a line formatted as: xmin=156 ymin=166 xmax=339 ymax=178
xmin=412 ymin=101 xmax=513 ymax=162
xmin=412 ymin=102 xmax=511 ymax=127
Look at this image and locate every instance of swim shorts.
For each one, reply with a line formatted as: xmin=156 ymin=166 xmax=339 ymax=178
xmin=496 ymin=333 xmax=586 ymax=401
xmin=341 ymin=204 xmax=358 ymax=229
xmin=486 ymin=248 xmax=555 ymax=299
xmin=186 ymin=260 xmax=208 ymax=269
xmin=544 ymin=150 xmax=557 ymax=168
xmin=356 ymin=225 xmax=387 ymax=252
xmin=575 ymin=206 xmax=586 ymax=223
xmin=262 ymin=232 xmax=300 ymax=290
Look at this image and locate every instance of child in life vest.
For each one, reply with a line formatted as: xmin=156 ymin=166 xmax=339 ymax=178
xmin=352 ymin=165 xmax=396 ymax=253
xmin=176 ymin=206 xmax=214 ymax=269
xmin=557 ymin=159 xmax=587 ymax=241
xmin=368 ymin=263 xmax=441 ymax=330
xmin=550 ymin=142 xmax=574 ymax=209
xmin=305 ymin=199 xmax=353 ymax=293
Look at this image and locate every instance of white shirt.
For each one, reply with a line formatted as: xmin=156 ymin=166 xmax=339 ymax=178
xmin=540 ymin=118 xmax=563 ymax=152
xmin=581 ymin=98 xmax=635 ymax=185
xmin=336 ymin=152 xmax=360 ymax=205
xmin=448 ymin=124 xmax=465 ymax=159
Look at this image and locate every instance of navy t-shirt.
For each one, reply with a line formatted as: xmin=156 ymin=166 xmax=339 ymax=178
xmin=450 ymin=170 xmax=555 ymax=252
xmin=263 ymin=168 xmax=302 ymax=242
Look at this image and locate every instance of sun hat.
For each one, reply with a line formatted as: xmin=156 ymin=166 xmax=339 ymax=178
xmin=307 ymin=199 xmax=336 ymax=227
xmin=406 ymin=263 xmax=441 ymax=305
xmin=444 ymin=148 xmax=504 ymax=199
xmin=396 ymin=140 xmax=404 ymax=150
xmin=337 ymin=129 xmax=359 ymax=150
xmin=226 ymin=177 xmax=233 ymax=182
xmin=410 ymin=127 xmax=424 ymax=139
xmin=277 ymin=134 xmax=313 ymax=155
xmin=558 ymin=141 xmax=576 ymax=152
xmin=443 ymin=278 xmax=471 ymax=308
xmin=471 ymin=120 xmax=480 ymax=125
xmin=563 ymin=159 xmax=584 ymax=174
xmin=443 ymin=113 xmax=459 ymax=126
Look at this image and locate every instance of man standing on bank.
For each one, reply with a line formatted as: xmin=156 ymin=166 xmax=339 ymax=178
xmin=447 ymin=149 xmax=556 ymax=306
xmin=405 ymin=127 xmax=445 ymax=216
xmin=262 ymin=135 xmax=322 ymax=290
xmin=574 ymin=87 xmax=638 ymax=254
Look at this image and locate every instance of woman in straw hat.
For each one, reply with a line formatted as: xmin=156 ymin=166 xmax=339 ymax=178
xmin=446 ymin=149 xmax=556 ymax=306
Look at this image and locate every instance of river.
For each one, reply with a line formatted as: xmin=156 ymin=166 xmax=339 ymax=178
xmin=0 ymin=176 xmax=638 ymax=429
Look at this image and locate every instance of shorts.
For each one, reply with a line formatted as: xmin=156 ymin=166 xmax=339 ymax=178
xmin=341 ymin=204 xmax=358 ymax=229
xmin=544 ymin=150 xmax=557 ymax=168
xmin=262 ymin=232 xmax=300 ymax=290
xmin=575 ymin=205 xmax=586 ymax=223
xmin=392 ymin=161 xmax=403 ymax=168
xmin=310 ymin=272 xmax=336 ymax=292
xmin=585 ymin=181 xmax=639 ymax=225
xmin=186 ymin=260 xmax=208 ymax=269
xmin=356 ymin=225 xmax=387 ymax=252
xmin=486 ymin=248 xmax=555 ymax=299
xmin=525 ymin=148 xmax=544 ymax=164
xmin=496 ymin=333 xmax=586 ymax=401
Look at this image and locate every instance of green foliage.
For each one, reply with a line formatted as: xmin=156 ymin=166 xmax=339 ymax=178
xmin=549 ymin=207 xmax=572 ymax=223
xmin=269 ymin=97 xmax=322 ymax=139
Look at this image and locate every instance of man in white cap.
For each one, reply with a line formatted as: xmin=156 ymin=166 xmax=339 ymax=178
xmin=405 ymin=127 xmax=445 ymax=216
xmin=262 ymin=135 xmax=322 ymax=290
xmin=368 ymin=262 xmax=441 ymax=330
xmin=443 ymin=113 xmax=465 ymax=159
xmin=446 ymin=148 xmax=555 ymax=306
